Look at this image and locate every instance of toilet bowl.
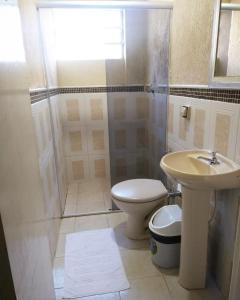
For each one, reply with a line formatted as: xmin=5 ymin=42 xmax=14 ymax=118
xmin=111 ymin=179 xmax=168 ymax=240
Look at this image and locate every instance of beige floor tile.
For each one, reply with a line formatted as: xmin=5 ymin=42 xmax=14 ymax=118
xmin=55 ymin=289 xmax=120 ymax=300
xmin=76 ymin=199 xmax=106 ymax=214
xmin=120 ymin=247 xmax=161 ymax=280
xmin=59 ymin=217 xmax=75 ymax=234
xmin=108 ymin=214 xmax=149 ymax=250
xmin=64 ymin=204 xmax=77 ymax=216
xmin=107 ymin=213 xmax=128 ymax=228
xmin=53 ymin=257 xmax=65 ymax=289
xmin=74 ymin=214 xmax=109 ymax=232
xmin=103 ymin=191 xmax=113 ymax=210
xmin=64 ymin=194 xmax=78 ymax=216
xmin=55 ymin=234 xmax=66 ymax=257
xmin=67 ymin=182 xmax=79 ymax=195
xmin=120 ymin=277 xmax=171 ymax=300
xmin=78 ymin=178 xmax=110 ymax=194
xmin=78 ymin=190 xmax=104 ymax=202
xmin=73 ymin=292 xmax=121 ymax=300
xmin=65 ymin=193 xmax=78 ymax=206
xmin=76 ymin=191 xmax=106 ymax=214
xmin=65 ymin=179 xmax=112 ymax=215
xmin=163 ymin=269 xmax=224 ymax=300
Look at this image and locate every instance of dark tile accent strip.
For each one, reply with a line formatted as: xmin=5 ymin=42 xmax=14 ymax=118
xmin=58 ymin=85 xmax=144 ymax=94
xmin=30 ymin=88 xmax=60 ymax=104
xmin=48 ymin=88 xmax=59 ymax=97
xmin=169 ymin=87 xmax=240 ymax=104
xmin=145 ymin=85 xmax=168 ymax=94
xmin=30 ymin=85 xmax=145 ymax=103
xmin=30 ymin=88 xmax=49 ymax=103
xmin=30 ymin=86 xmax=240 ymax=104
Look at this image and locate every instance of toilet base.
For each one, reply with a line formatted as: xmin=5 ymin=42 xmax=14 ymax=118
xmin=125 ymin=214 xmax=149 ymax=240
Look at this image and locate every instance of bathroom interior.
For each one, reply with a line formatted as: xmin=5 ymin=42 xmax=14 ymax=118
xmin=1 ymin=0 xmax=240 ymax=299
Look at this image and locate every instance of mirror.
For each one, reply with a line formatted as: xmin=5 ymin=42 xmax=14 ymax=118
xmin=210 ymin=0 xmax=240 ymax=86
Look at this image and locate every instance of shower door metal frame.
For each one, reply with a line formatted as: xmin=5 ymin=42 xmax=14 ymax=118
xmin=36 ymin=1 xmax=173 ymax=9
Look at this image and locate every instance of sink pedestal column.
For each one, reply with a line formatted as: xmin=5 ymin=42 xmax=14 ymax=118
xmin=179 ymin=186 xmax=211 ymax=289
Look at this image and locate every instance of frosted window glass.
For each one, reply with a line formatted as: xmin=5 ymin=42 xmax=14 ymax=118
xmin=53 ymin=9 xmax=124 ymax=60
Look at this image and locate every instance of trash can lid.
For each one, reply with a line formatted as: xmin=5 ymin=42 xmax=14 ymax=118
xmin=111 ymin=179 xmax=168 ymax=203
xmin=149 ymin=205 xmax=182 ymax=237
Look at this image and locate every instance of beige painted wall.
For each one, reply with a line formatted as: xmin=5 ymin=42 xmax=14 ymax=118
xmin=19 ymin=0 xmax=46 ymax=88
xmin=227 ymin=10 xmax=240 ymax=76
xmin=57 ymin=60 xmax=107 ymax=86
xmin=124 ymin=9 xmax=148 ymax=84
xmin=39 ymin=8 xmax=59 ymax=87
xmin=146 ymin=9 xmax=170 ymax=85
xmin=57 ymin=1 xmax=216 ymax=86
xmin=215 ymin=10 xmax=232 ymax=76
xmin=19 ymin=0 xmax=219 ymax=87
xmin=170 ymin=0 xmax=214 ymax=85
xmin=56 ymin=9 xmax=148 ymax=86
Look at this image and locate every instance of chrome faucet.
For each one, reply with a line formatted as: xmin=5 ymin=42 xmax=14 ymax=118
xmin=197 ymin=151 xmax=220 ymax=165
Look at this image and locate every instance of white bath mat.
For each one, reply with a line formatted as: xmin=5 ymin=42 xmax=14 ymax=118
xmin=63 ymin=228 xmax=130 ymax=299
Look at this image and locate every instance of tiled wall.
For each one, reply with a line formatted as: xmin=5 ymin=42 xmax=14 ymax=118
xmin=107 ymin=92 xmax=150 ymax=185
xmin=148 ymin=92 xmax=168 ymax=181
xmin=167 ymin=93 xmax=240 ymax=298
xmin=168 ymin=95 xmax=240 ymax=160
xmin=107 ymin=91 xmax=167 ymax=186
xmin=49 ymin=95 xmax=67 ymax=211
xmin=31 ymin=96 xmax=66 ymax=260
xmin=60 ymin=93 xmax=110 ymax=183
xmin=33 ymin=87 xmax=169 ymax=189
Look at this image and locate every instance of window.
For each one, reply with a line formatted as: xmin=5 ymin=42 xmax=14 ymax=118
xmin=0 ymin=4 xmax=25 ymax=62
xmin=53 ymin=9 xmax=124 ymax=60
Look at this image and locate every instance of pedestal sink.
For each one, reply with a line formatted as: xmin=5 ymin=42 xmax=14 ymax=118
xmin=160 ymin=150 xmax=240 ymax=289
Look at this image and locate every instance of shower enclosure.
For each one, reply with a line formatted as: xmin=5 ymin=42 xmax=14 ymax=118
xmin=107 ymin=9 xmax=170 ymax=186
xmin=35 ymin=1 xmax=171 ymax=217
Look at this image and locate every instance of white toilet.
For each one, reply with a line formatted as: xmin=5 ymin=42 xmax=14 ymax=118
xmin=111 ymin=179 xmax=168 ymax=240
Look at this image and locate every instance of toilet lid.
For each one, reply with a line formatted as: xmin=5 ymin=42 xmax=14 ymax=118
xmin=111 ymin=179 xmax=168 ymax=203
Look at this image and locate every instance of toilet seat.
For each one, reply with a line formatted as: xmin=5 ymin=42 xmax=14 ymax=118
xmin=111 ymin=179 xmax=168 ymax=203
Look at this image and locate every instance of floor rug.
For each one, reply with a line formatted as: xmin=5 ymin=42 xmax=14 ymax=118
xmin=63 ymin=228 xmax=129 ymax=298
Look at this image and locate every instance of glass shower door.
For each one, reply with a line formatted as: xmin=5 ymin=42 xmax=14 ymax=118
xmin=107 ymin=8 xmax=171 ymax=190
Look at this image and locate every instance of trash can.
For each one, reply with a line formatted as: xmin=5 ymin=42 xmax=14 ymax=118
xmin=149 ymin=205 xmax=182 ymax=268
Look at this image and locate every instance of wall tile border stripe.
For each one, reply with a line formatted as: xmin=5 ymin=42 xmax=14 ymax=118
xmin=59 ymin=85 xmax=144 ymax=94
xmin=30 ymin=86 xmax=240 ymax=104
xmin=30 ymin=88 xmax=58 ymax=104
xmin=30 ymin=85 xmax=145 ymax=103
xmin=30 ymin=89 xmax=48 ymax=103
xmin=169 ymin=87 xmax=240 ymax=104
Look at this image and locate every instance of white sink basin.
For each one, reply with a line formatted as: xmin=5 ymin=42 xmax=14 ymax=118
xmin=160 ymin=150 xmax=240 ymax=290
xmin=160 ymin=149 xmax=240 ymax=189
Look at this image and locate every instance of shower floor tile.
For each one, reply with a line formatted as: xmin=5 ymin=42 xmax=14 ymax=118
xmin=59 ymin=218 xmax=75 ymax=234
xmin=54 ymin=212 xmax=223 ymax=300
xmin=63 ymin=178 xmax=112 ymax=216
xmin=74 ymin=214 xmax=109 ymax=232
